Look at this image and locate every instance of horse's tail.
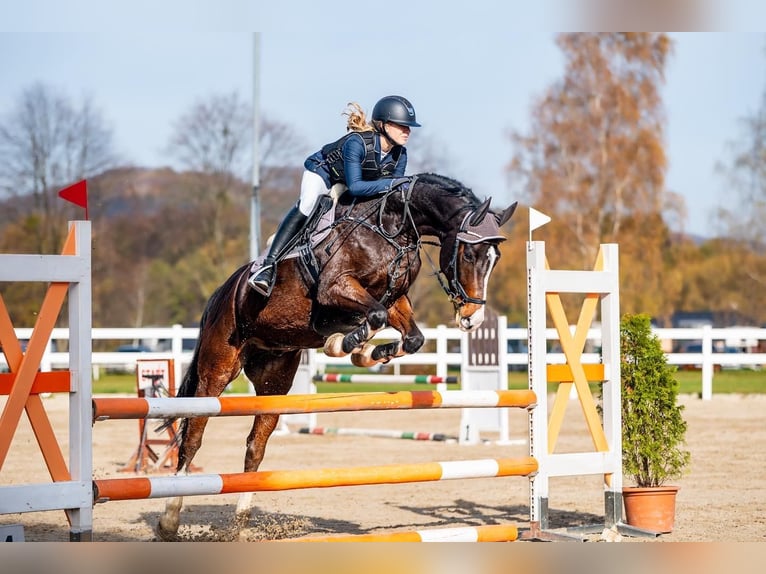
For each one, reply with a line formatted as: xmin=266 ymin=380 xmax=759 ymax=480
xmin=177 ymin=267 xmax=236 ymax=398
xmin=156 ymin=289 xmax=213 ymax=447
xmin=175 ymin=317 xmax=206 ymax=399
xmin=163 ymin=266 xmax=249 ymax=469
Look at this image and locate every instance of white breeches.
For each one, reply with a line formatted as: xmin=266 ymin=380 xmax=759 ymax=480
xmin=298 ymin=170 xmax=330 ymax=216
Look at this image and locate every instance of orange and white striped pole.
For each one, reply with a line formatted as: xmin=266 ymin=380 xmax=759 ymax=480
xmin=93 ymin=456 xmax=538 ymax=502
xmin=92 ymin=389 xmax=537 ymax=421
xmin=287 ymin=523 xmax=519 ymax=542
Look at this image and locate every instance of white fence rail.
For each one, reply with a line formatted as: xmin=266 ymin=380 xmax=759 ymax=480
xmin=2 ymin=324 xmax=764 ymax=400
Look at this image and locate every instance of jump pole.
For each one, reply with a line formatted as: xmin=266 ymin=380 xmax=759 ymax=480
xmin=313 ymin=374 xmax=458 ymax=384
xmin=306 ymin=314 xmax=511 ymax=445
xmin=298 ymin=426 xmax=459 ymax=443
xmin=286 ymin=523 xmax=519 ymax=542
xmin=92 ymin=389 xmax=537 ymax=421
xmin=93 ymin=456 xmax=538 ymax=502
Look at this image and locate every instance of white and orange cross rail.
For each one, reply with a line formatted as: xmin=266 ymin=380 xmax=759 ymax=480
xmin=0 ymin=228 xmax=76 ymax=475
xmin=0 ymin=221 xmax=93 ymax=540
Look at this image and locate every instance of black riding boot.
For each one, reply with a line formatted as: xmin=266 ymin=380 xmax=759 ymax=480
xmin=248 ymin=205 xmax=308 ymax=296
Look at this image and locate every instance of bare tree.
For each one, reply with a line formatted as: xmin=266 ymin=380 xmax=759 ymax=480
xmin=710 ymin=55 xmax=766 ymax=321
xmin=716 ymin=89 xmax=766 ymax=251
xmin=168 ymin=92 xmax=251 ymax=179
xmin=259 ymin=117 xmax=311 ymax=169
xmin=167 ymin=92 xmax=309 ymax=268
xmin=0 ymin=82 xmax=116 ymax=251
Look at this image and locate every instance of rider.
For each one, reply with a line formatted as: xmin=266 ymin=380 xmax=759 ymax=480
xmin=247 ymin=95 xmax=421 ymax=296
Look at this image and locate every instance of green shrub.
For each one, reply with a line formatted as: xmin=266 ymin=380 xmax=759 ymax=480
xmin=621 ymin=313 xmax=691 ymax=487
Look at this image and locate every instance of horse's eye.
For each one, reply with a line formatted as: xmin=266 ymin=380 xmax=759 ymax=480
xmin=462 ymin=248 xmax=476 ymax=263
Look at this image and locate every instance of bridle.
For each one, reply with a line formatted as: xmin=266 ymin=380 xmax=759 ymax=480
xmin=427 ymin=210 xmax=504 ymax=308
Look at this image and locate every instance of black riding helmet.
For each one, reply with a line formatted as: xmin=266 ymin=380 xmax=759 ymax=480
xmin=372 ymin=95 xmax=421 ymax=127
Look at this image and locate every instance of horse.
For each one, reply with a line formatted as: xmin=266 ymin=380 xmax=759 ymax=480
xmin=156 ymin=172 xmax=517 ymax=539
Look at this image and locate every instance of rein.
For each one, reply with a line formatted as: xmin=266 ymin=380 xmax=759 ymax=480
xmin=321 ymin=176 xmax=492 ymax=308
xmin=323 ymin=179 xmax=421 ymax=306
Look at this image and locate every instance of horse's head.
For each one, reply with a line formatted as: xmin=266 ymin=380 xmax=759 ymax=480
xmin=439 ymin=197 xmax=518 ymax=332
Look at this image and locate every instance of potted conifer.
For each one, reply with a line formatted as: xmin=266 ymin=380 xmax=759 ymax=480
xmin=619 ymin=313 xmax=691 ymax=533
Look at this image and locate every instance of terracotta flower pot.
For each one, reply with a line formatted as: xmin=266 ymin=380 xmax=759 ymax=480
xmin=622 ymin=485 xmax=680 ymax=533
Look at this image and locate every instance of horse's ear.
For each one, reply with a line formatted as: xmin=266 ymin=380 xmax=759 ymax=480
xmin=469 ymin=198 xmax=492 ymax=226
xmin=495 ymin=201 xmax=518 ymax=227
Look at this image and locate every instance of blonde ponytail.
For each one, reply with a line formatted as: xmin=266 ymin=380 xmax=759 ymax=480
xmin=343 ymin=102 xmax=374 ymax=133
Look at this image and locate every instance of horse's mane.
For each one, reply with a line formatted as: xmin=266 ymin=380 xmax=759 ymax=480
xmin=335 ymin=173 xmax=482 ymax=210
xmin=414 ymin=173 xmax=483 ymax=208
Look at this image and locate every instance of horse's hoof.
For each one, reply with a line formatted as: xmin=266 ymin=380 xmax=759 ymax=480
xmin=155 ymin=519 xmax=179 ymax=542
xmin=156 ymin=497 xmax=182 ymax=541
xmin=351 ymin=344 xmax=377 ymax=368
xmin=324 ymin=333 xmax=346 ymax=357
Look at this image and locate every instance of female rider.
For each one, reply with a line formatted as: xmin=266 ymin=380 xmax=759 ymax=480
xmin=248 ymin=95 xmax=421 ymax=296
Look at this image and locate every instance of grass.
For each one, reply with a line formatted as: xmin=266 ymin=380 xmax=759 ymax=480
xmin=675 ymin=368 xmax=766 ymax=395
xmin=93 ymin=367 xmax=766 ymax=396
xmin=92 ymin=372 xmax=253 ymax=395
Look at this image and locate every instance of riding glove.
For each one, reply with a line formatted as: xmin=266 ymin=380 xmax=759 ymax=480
xmin=390 ymin=177 xmax=412 ymax=191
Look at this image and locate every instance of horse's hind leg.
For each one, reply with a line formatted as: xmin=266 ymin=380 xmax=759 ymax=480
xmin=157 ymin=353 xmax=241 ymax=539
xmin=157 ymin=496 xmax=184 ymax=541
xmin=156 ymin=414 xmax=216 ymax=540
xmin=233 ymin=350 xmax=302 ymax=530
xmin=233 ymin=411 xmax=282 ymax=530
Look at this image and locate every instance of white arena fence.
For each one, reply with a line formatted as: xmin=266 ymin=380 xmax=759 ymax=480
xmin=2 ymin=324 xmax=763 ymax=401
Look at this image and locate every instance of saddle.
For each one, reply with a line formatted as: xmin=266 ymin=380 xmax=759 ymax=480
xmin=249 ymin=185 xmax=344 ymax=283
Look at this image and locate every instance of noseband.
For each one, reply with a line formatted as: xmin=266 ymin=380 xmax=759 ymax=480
xmin=431 ymin=210 xmax=505 ymax=308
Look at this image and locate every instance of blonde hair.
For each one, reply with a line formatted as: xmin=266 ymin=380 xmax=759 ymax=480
xmin=343 ymin=102 xmax=374 ymax=133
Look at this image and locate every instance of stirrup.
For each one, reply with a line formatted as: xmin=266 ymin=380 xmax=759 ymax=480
xmin=247 ymin=264 xmax=275 ymax=296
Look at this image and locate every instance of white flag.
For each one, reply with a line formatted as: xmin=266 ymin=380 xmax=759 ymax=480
xmin=529 ymin=207 xmax=551 ymax=232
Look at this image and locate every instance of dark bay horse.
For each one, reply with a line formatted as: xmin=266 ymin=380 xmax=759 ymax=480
xmin=157 ymin=173 xmax=517 ymax=539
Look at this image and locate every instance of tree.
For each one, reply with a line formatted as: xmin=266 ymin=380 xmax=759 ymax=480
xmin=405 ymin=131 xmax=457 ymax=176
xmin=167 ymin=92 xmax=309 ymax=266
xmin=507 ymin=33 xmax=681 ymax=322
xmin=713 ymin=58 xmax=766 ymax=320
xmin=0 ymin=82 xmax=116 ymax=253
xmin=166 ymin=92 xmax=252 ymax=271
xmin=716 ymin=83 xmax=766 ymax=248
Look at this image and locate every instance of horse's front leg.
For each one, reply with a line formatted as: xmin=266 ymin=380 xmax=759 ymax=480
xmin=321 ymin=276 xmax=389 ymax=357
xmin=352 ymin=295 xmax=424 ymax=367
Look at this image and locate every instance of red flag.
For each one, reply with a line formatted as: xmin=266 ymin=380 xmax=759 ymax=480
xmin=58 ymin=180 xmax=89 ymax=220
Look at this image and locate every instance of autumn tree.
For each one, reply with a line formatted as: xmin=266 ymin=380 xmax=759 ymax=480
xmin=507 ymin=33 xmax=682 ymax=322
xmin=86 ymin=168 xmax=234 ymax=329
